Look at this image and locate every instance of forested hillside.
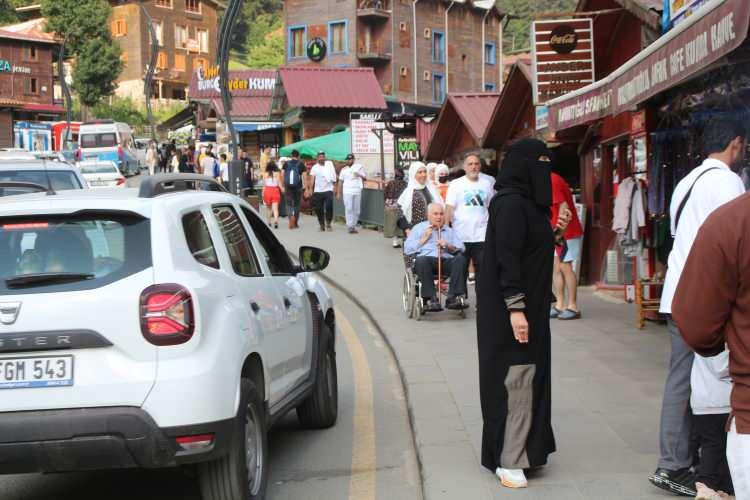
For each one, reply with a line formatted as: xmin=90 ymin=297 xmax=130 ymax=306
xmin=230 ymin=0 xmax=284 ymax=69
xmin=497 ymin=0 xmax=578 ymax=52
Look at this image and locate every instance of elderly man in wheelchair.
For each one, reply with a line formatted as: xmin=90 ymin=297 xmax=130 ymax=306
xmin=404 ymin=203 xmax=469 ymax=312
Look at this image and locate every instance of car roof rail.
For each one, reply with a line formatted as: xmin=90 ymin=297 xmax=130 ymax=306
xmin=138 ymin=174 xmax=228 ymax=198
xmin=0 ymin=181 xmax=55 ymax=196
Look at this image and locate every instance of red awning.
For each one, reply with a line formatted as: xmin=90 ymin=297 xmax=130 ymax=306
xmin=424 ymin=93 xmax=500 ymax=160
xmin=21 ymin=103 xmax=65 ymax=114
xmin=211 ymin=97 xmax=272 ymax=119
xmin=278 ymin=67 xmax=387 ymax=109
xmin=547 ymin=0 xmax=750 ymax=131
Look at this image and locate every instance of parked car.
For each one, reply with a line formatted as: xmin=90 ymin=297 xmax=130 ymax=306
xmin=0 ymin=157 xmax=87 ymax=196
xmin=77 ymin=121 xmax=139 ymax=177
xmin=0 ymin=174 xmax=338 ymax=500
xmin=78 ymin=160 xmax=126 ymax=188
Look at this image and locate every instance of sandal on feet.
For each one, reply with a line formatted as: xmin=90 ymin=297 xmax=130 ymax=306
xmin=558 ymin=309 xmax=581 ymax=320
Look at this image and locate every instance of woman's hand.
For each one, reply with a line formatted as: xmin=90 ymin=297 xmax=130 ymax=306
xmin=510 ymin=311 xmax=529 ymax=343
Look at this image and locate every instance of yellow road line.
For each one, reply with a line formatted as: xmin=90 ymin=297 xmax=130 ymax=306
xmin=337 ymin=307 xmax=377 ymax=500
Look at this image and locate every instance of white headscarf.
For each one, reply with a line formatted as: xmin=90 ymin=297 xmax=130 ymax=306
xmin=436 ymin=163 xmax=450 ymax=182
xmin=426 ymin=162 xmax=438 ymax=181
xmin=397 ymin=161 xmax=442 ymax=224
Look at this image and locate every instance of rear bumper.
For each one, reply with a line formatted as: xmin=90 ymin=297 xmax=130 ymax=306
xmin=0 ymin=407 xmax=234 ymax=474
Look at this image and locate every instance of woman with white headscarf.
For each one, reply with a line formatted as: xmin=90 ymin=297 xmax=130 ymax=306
xmin=436 ymin=163 xmax=450 ymax=201
xmin=396 ymin=161 xmax=442 ymax=234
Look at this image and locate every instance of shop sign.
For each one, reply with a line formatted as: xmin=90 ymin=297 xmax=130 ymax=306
xmin=195 ymin=66 xmax=276 ymax=95
xmin=671 ymin=0 xmax=710 ymax=26
xmin=350 ymin=112 xmax=394 ymax=155
xmin=630 ymin=110 xmax=647 ymax=135
xmin=396 ymin=137 xmax=420 ymax=169
xmin=548 ymin=0 xmax=750 ymax=131
xmin=530 ymin=18 xmax=595 ymax=105
xmin=197 ymin=65 xmax=221 ymax=92
xmin=0 ymin=59 xmax=31 ymax=74
xmin=185 ymin=39 xmax=200 ymax=53
xmin=307 ymin=38 xmax=327 ymax=62
xmin=535 ymin=106 xmax=550 ymax=130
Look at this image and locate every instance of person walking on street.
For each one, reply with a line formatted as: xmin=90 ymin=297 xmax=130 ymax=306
xmin=186 ymin=145 xmax=196 ymax=173
xmin=477 ymin=138 xmax=558 ymax=490
xmin=445 ymin=153 xmax=494 ymax=297
xmin=283 ymin=150 xmax=304 ymax=229
xmin=338 ymin=153 xmax=366 ymax=234
xmin=306 ymin=151 xmax=337 ymax=231
xmin=146 ymin=141 xmax=158 ymax=176
xmin=550 ymin=171 xmax=584 ymax=320
xmin=240 ymin=149 xmax=254 ymax=194
xmin=384 ymin=168 xmax=408 ymax=247
xmin=177 ymin=149 xmax=190 ymax=173
xmin=650 ymin=118 xmax=746 ymax=497
xmin=218 ymin=153 xmax=229 ymax=184
xmin=263 ymin=161 xmax=283 ymax=229
xmin=672 ymin=188 xmax=750 ymax=500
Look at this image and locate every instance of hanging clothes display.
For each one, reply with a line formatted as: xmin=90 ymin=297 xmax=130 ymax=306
xmin=612 ymin=176 xmax=647 ymax=258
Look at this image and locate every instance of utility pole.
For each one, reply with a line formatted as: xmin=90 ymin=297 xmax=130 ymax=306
xmin=218 ymin=0 xmax=244 ymax=159
xmin=141 ymin=2 xmax=159 ymax=141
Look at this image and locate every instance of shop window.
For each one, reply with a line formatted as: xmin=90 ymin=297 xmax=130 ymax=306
xmin=152 ymin=21 xmax=163 ymax=45
xmin=328 ymin=20 xmax=347 ymax=54
xmin=155 ymin=0 xmax=172 ymax=8
xmin=24 ymin=77 xmax=38 ymax=94
xmin=197 ymin=28 xmax=209 ymax=53
xmin=111 ymin=19 xmax=127 ymax=38
xmin=432 ymin=31 xmax=444 ymax=64
xmin=432 ymin=72 xmax=444 ymax=103
xmin=185 ymin=0 xmax=200 ymax=13
xmin=174 ymin=54 xmax=186 ymax=71
xmin=175 ymin=24 xmax=188 ymax=48
xmin=157 ymin=52 xmax=168 ymax=70
xmin=172 ymin=87 xmax=186 ymax=100
xmin=22 ymin=45 xmax=39 ymax=62
xmin=288 ymin=26 xmax=306 ymax=59
xmin=484 ymin=42 xmax=495 ymax=65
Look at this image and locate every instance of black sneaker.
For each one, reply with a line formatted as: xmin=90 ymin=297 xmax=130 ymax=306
xmin=424 ymin=298 xmax=442 ymax=312
xmin=648 ymin=468 xmax=697 ymax=497
xmin=319 ymin=225 xmax=325 ymax=232
xmin=445 ymin=296 xmax=467 ymax=310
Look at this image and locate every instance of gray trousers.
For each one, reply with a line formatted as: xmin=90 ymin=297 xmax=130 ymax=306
xmin=343 ymin=192 xmax=361 ymax=229
xmin=658 ymin=316 xmax=695 ymax=470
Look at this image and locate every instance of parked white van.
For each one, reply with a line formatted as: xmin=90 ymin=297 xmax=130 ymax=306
xmin=78 ymin=121 xmax=139 ymax=177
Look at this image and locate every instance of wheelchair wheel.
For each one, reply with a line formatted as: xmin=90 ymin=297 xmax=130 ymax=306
xmin=402 ymin=273 xmax=415 ymax=319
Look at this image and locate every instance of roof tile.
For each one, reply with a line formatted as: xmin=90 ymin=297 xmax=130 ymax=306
xmin=278 ymin=67 xmax=387 ymax=110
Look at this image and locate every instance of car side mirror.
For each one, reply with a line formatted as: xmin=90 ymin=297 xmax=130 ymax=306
xmin=298 ymin=246 xmax=330 ymax=273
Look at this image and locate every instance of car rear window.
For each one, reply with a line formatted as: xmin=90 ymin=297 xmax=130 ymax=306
xmin=0 ymin=213 xmax=151 ymax=294
xmin=79 ymin=164 xmax=118 ymax=174
xmin=80 ymin=133 xmax=117 ymax=148
xmin=183 ymin=211 xmax=219 ymax=269
xmin=0 ymin=170 xmax=82 ymax=194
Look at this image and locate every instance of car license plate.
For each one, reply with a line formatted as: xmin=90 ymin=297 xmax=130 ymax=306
xmin=0 ymin=355 xmax=73 ymax=389
xmin=89 ymin=180 xmax=107 ymax=186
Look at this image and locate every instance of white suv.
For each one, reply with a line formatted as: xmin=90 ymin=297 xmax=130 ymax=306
xmin=0 ymin=174 xmax=339 ymax=500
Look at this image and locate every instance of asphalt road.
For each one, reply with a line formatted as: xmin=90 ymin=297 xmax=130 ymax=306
xmin=0 ymin=283 xmax=420 ymax=499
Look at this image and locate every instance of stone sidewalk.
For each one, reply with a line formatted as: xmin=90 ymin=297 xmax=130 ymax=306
xmin=276 ymin=217 xmax=675 ymax=500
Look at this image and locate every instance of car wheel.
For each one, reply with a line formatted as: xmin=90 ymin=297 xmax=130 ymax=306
xmin=296 ymin=321 xmax=338 ymax=429
xmin=199 ymin=379 xmax=268 ymax=500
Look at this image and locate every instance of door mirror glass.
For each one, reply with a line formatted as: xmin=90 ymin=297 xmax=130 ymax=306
xmin=299 ymin=246 xmax=330 ymax=272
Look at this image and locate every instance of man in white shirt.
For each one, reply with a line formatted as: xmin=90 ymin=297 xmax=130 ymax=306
xmin=306 ymin=151 xmax=338 ymax=232
xmin=338 ymin=153 xmax=366 ymax=234
xmin=649 ymin=118 xmax=746 ymax=497
xmin=445 ymin=154 xmax=494 ymax=296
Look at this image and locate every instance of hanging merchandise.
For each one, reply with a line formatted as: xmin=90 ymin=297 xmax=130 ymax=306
xmin=612 ymin=176 xmax=647 ymax=258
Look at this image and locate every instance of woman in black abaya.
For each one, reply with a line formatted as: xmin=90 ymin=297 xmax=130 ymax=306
xmin=477 ymin=138 xmax=556 ymax=489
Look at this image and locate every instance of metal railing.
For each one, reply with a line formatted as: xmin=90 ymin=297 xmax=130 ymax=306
xmin=333 ymin=188 xmax=385 ymax=228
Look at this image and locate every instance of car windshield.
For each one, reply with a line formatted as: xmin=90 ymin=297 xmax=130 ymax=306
xmin=80 ymin=164 xmax=118 ymax=174
xmin=0 ymin=213 xmax=151 ymax=294
xmin=80 ymin=133 xmax=117 ymax=148
xmin=0 ymin=170 xmax=82 ymax=196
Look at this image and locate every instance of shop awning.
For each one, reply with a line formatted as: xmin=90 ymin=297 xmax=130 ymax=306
xmin=22 ymin=103 xmax=65 ymax=114
xmin=279 ymin=130 xmax=351 ymax=161
xmin=547 ymin=0 xmax=750 ymax=131
xmin=234 ymin=121 xmax=283 ymax=132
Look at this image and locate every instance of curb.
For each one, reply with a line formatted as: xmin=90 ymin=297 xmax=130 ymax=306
xmin=311 ymin=267 xmax=427 ymax=500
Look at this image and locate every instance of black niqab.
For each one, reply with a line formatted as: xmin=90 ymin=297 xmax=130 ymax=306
xmin=495 ymin=138 xmax=552 ymax=208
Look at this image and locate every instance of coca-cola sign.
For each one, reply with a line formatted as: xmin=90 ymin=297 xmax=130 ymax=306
xmin=549 ymin=25 xmax=577 ymax=54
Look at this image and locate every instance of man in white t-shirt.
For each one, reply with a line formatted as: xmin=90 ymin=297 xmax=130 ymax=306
xmin=337 ymin=153 xmax=366 ymax=234
xmin=306 ymin=151 xmax=338 ymax=231
xmin=445 ymin=153 xmax=494 ymax=295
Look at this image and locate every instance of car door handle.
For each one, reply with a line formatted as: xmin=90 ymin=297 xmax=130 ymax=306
xmin=283 ymin=297 xmax=292 ymax=309
xmin=250 ymin=301 xmax=260 ymax=313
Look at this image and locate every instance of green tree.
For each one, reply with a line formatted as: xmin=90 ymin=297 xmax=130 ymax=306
xmin=41 ymin=0 xmax=111 ymax=54
xmin=497 ymin=0 xmax=578 ymax=53
xmin=247 ymin=28 xmax=283 ymax=69
xmin=231 ymin=0 xmax=282 ymax=55
xmin=92 ymin=96 xmax=147 ymax=125
xmin=0 ymin=0 xmax=19 ymax=25
xmin=72 ymin=38 xmax=123 ymax=107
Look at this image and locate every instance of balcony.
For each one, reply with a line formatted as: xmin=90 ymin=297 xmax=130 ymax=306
xmin=357 ymin=0 xmax=390 ymax=22
xmin=357 ymin=38 xmax=392 ymax=64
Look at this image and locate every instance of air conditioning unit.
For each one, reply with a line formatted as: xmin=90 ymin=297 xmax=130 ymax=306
xmin=399 ymin=66 xmax=408 ymax=76
xmin=399 ymin=21 xmax=407 ymax=32
xmin=423 ymin=28 xmax=431 ymax=38
xmin=423 ymin=70 xmax=430 ymax=81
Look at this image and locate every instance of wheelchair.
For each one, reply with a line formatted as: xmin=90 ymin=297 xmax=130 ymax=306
xmin=401 ymin=252 xmax=467 ymax=320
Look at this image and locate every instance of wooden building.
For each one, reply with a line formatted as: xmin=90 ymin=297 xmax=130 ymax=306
xmin=282 ymin=0 xmax=504 ymax=106
xmin=109 ymin=0 xmax=220 ymax=104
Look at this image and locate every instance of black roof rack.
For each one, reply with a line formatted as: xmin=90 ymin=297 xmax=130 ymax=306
xmin=138 ymin=174 xmax=228 ymax=198
xmin=0 ymin=181 xmax=55 ymax=196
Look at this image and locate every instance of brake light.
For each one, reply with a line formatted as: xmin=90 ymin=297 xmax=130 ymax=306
xmin=175 ymin=434 xmax=215 ymax=452
xmin=116 ymin=176 xmax=126 ymax=185
xmin=118 ymin=146 xmax=123 ymax=161
xmin=3 ymin=222 xmax=49 ymax=230
xmin=139 ymin=284 xmax=194 ymax=346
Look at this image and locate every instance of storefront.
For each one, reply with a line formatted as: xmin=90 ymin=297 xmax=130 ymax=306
xmin=546 ymin=0 xmax=750 ymax=293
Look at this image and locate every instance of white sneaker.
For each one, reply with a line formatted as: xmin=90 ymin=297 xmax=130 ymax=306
xmin=496 ymin=468 xmax=528 ymax=488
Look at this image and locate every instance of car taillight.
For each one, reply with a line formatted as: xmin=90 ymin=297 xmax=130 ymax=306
xmin=116 ymin=176 xmax=126 ymax=185
xmin=118 ymin=146 xmax=123 ymax=161
xmin=139 ymin=284 xmax=194 ymax=346
xmin=175 ymin=434 xmax=215 ymax=452
xmin=76 ymin=149 xmax=81 ymax=161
